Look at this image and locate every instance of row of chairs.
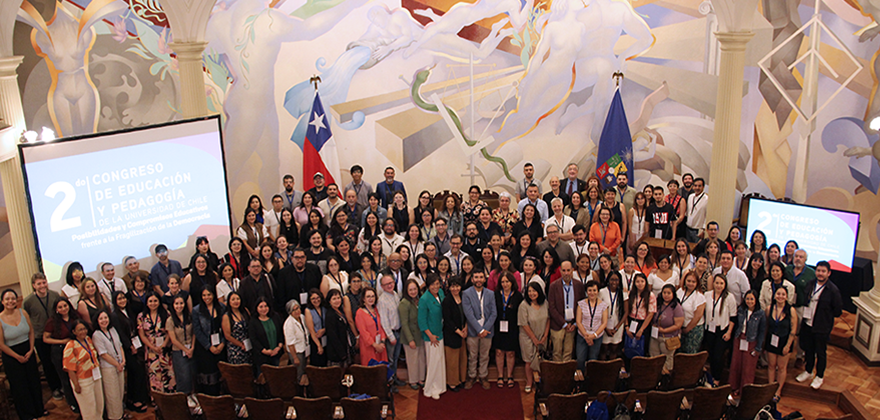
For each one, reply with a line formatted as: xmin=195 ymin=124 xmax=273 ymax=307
xmin=153 ymin=391 xmax=389 ymax=420
xmin=538 ymin=384 xmax=777 ymax=420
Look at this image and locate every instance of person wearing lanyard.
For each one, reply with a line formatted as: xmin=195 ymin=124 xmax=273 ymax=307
xmin=63 ymin=320 xmax=104 ymax=420
xmin=98 ymin=263 xmax=128 ymax=305
xmin=462 ymin=271 xmax=497 ymax=390
xmin=684 ymin=178 xmax=707 ymax=243
xmin=729 ymin=291 xmax=765 ymax=396
xmin=590 ymin=207 xmax=622 ymax=256
xmin=419 ymin=275 xmax=446 ymax=399
xmin=548 ymin=262 xmax=585 ymax=362
xmin=283 ymin=299 xmax=312 ymax=384
xmin=704 ymin=273 xmax=736 ymax=386
xmin=23 ymin=273 xmax=64 ymax=401
xmin=576 ymin=280 xmax=608 ymax=370
xmin=378 ymin=274 xmax=405 ymax=388
xmin=281 ymin=174 xmax=304 ymax=210
xmin=649 ymin=285 xmax=684 ymax=374
xmin=92 ymin=310 xmax=126 ymax=420
xmin=493 ymin=272 xmax=523 ymax=388
xmin=795 ymin=261 xmax=842 ymax=390
xmin=445 ymin=235 xmax=468 ymax=276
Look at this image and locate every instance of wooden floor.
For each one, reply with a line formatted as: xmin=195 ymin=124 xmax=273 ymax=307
xmin=28 ymin=315 xmax=880 ymax=420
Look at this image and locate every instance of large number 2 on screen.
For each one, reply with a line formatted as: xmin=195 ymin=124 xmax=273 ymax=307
xmin=44 ymin=182 xmax=82 ymax=232
xmin=756 ymin=211 xmax=773 ymax=231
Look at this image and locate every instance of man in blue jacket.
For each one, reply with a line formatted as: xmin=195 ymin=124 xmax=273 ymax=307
xmin=462 ymin=270 xmax=496 ymax=390
xmin=375 ymin=167 xmax=407 ymax=208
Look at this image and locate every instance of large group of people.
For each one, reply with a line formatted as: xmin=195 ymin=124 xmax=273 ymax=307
xmin=0 ymin=164 xmax=845 ymax=419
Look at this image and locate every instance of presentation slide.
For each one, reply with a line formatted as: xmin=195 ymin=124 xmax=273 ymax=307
xmin=20 ymin=117 xmax=231 ymax=282
xmin=746 ymin=198 xmax=860 ymax=272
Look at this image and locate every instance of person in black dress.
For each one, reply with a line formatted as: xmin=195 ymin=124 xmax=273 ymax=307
xmin=324 ymin=289 xmax=351 ymax=368
xmin=493 ymin=272 xmax=523 ymax=387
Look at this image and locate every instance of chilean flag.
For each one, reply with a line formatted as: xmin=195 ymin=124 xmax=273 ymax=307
xmin=303 ymin=92 xmax=340 ymax=190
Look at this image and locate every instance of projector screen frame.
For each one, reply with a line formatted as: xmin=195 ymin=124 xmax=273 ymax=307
xmin=17 ymin=115 xmax=233 ymax=274
xmin=744 ymin=196 xmax=861 ymax=272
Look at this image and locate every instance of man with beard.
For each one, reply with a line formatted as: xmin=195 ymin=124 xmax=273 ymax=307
xmin=614 ymin=172 xmax=635 ymax=213
xmin=281 ymin=174 xmax=303 ymax=211
xmin=275 ymin=248 xmax=322 ymax=311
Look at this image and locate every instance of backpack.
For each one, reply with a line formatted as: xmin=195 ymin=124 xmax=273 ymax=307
xmin=586 ymin=401 xmax=610 ymax=420
xmin=612 ymin=402 xmax=631 ymax=420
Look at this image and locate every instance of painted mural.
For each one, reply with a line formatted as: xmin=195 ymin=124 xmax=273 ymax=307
xmin=10 ymin=0 xmax=880 ymax=257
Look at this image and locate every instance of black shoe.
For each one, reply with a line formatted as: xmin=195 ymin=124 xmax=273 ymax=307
xmin=448 ymin=385 xmax=460 ymax=392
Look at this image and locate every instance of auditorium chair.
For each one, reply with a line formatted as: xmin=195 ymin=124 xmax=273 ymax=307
xmin=645 ymin=389 xmax=685 ymax=420
xmin=534 ymin=360 xmax=577 ymax=418
xmin=733 ymin=383 xmax=778 ymax=420
xmin=305 ymin=365 xmax=345 ymax=401
xmin=348 ymin=364 xmax=394 ymax=417
xmin=341 ymin=396 xmax=389 ymax=420
xmin=218 ymin=362 xmax=257 ymax=400
xmin=244 ymin=397 xmax=286 ymax=420
xmin=690 ymin=385 xmax=731 ymax=420
xmin=583 ymin=358 xmax=624 ymax=397
xmin=629 ymin=355 xmax=665 ymax=392
xmin=669 ymin=351 xmax=708 ymax=390
xmin=597 ymin=390 xmax=635 ymax=417
xmin=292 ymin=396 xmax=334 ymax=420
xmin=152 ymin=391 xmax=194 ymax=420
xmin=197 ymin=393 xmax=236 ymax=420
xmin=539 ymin=392 xmax=590 ymax=420
xmin=262 ymin=364 xmax=302 ymax=399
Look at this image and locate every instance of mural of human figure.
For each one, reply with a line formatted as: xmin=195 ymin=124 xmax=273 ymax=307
xmin=17 ymin=0 xmax=127 ymax=137
xmin=349 ymin=5 xmax=425 ymax=69
xmin=206 ymin=0 xmax=368 ymax=208
xmin=403 ymin=0 xmax=531 ymax=60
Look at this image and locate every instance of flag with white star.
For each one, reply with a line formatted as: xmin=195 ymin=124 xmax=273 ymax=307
xmin=303 ymin=91 xmax=340 ymax=190
xmin=596 ymin=89 xmax=634 ymax=189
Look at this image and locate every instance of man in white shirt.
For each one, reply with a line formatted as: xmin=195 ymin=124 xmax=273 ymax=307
xmin=265 ymin=194 xmax=285 ymax=238
xmin=517 ymin=184 xmax=549 ymax=222
xmin=685 ymin=178 xmax=708 ymax=242
xmin=712 ymin=251 xmax=749 ymax=305
xmin=378 ymin=274 xmax=405 ymax=387
xmin=444 ymin=234 xmax=468 ymax=276
xmin=515 ymin=162 xmax=542 ymax=201
xmin=97 ymin=262 xmax=128 ymax=303
xmin=317 ymin=184 xmax=344 ymax=226
xmin=570 ymin=225 xmax=589 ymax=257
xmin=544 ymin=197 xmax=575 ymax=242
xmin=380 ymin=218 xmax=404 ymax=256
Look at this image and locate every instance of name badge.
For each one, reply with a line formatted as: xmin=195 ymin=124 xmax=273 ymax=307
xmin=500 ymin=320 xmax=509 ymax=333
xmin=770 ymin=334 xmax=779 ymax=347
xmin=300 ymin=293 xmax=308 ymax=304
xmin=242 ymin=339 xmax=252 ymax=351
xmin=802 ymin=306 xmax=813 ymax=320
xmin=708 ymin=323 xmax=716 ymax=333
xmin=629 ymin=321 xmax=638 ymax=334
xmin=564 ymin=308 xmax=574 ymax=321
xmin=92 ymin=367 xmax=102 ymax=381
xmin=132 ymin=336 xmax=142 ymax=349
xmin=651 ymin=327 xmax=659 ymax=338
xmin=375 ymin=335 xmax=381 ymax=345
xmin=739 ymin=339 xmax=749 ymax=352
xmin=211 ymin=333 xmax=221 ymax=346
xmin=655 ymin=229 xmax=662 ymax=238
xmin=155 ymin=337 xmax=164 ymax=347
xmin=321 ymin=336 xmax=328 ymax=347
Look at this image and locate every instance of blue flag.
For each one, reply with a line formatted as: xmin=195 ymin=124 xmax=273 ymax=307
xmin=596 ymin=89 xmax=633 ymax=189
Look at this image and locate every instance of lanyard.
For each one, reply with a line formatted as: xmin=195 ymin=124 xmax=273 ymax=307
xmin=36 ymin=294 xmax=50 ymax=317
xmin=286 ymin=192 xmax=296 ymax=208
xmin=655 ymin=302 xmax=669 ymax=323
xmin=76 ymin=338 xmax=96 ymax=365
xmin=609 ymin=290 xmax=619 ymax=319
xmin=104 ymin=279 xmax=116 ymax=293
xmin=132 ymin=289 xmax=147 ymax=304
xmin=353 ymin=182 xmax=362 ymax=197
xmin=691 ymin=193 xmax=705 ymax=212
xmin=634 ymin=296 xmax=643 ymax=314
xmin=624 ymin=271 xmax=634 ymax=291
xmin=502 ymin=291 xmax=511 ymax=318
xmin=712 ymin=294 xmax=723 ymax=318
xmin=100 ymin=330 xmax=120 ymax=357
xmin=563 ymin=283 xmax=572 ymax=309
xmin=600 ymin=223 xmax=608 ymax=244
xmin=812 ymin=283 xmax=826 ymax=301
xmin=329 ymin=272 xmax=342 ymax=288
xmin=574 ymin=242 xmax=586 ymax=256
xmin=681 ymin=290 xmax=695 ymax=305
xmin=367 ymin=308 xmax=379 ymax=331
xmin=587 ymin=299 xmax=598 ymax=329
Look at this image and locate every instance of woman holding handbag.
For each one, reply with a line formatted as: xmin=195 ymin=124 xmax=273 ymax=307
xmin=624 ymin=273 xmax=655 ymax=360
xmin=649 ymin=285 xmax=684 ymax=374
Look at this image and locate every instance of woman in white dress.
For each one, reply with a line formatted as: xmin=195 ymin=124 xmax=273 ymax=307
xmin=627 ymin=192 xmax=648 ymax=255
xmin=647 ymin=255 xmax=679 ymax=297
xmin=599 ymin=272 xmax=627 ymax=360
xmin=320 ymin=256 xmax=350 ymax=297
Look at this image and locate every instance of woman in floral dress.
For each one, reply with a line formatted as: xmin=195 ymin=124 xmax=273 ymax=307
xmin=137 ymin=292 xmax=175 ymax=392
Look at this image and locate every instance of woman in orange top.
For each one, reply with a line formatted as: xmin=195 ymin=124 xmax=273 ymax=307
xmin=633 ymin=241 xmax=658 ymax=276
xmin=63 ymin=319 xmax=104 ymax=420
xmin=589 ymin=207 xmax=622 ymax=256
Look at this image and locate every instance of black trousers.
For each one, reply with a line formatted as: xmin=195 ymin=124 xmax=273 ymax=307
xmin=51 ymin=344 xmax=78 ymax=410
xmin=34 ymin=338 xmax=62 ymax=391
xmin=799 ymin=324 xmax=829 ymax=377
xmin=2 ymin=342 xmax=45 ymax=420
xmin=704 ymin=327 xmax=730 ymax=380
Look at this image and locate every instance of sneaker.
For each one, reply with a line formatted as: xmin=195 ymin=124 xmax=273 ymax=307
xmin=796 ymin=371 xmax=813 ymax=383
xmin=432 ymin=394 xmax=440 ymax=400
xmin=810 ymin=376 xmax=824 ymax=389
xmin=464 ymin=379 xmax=474 ymax=390
xmin=393 ymin=378 xmax=406 ymax=387
xmin=480 ymin=378 xmax=490 ymax=390
xmin=52 ymin=389 xmax=63 ymax=400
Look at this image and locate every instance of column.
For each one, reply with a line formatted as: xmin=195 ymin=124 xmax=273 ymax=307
xmin=705 ymin=31 xmax=754 ymax=236
xmin=852 ymin=252 xmax=880 ymax=363
xmin=169 ymin=41 xmax=209 ymax=119
xmin=0 ymin=55 xmax=38 ymax=294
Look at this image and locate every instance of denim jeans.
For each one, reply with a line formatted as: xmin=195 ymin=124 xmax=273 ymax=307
xmin=575 ymin=334 xmax=602 ymax=371
xmin=385 ymin=329 xmax=402 ymax=380
xmin=172 ymin=350 xmax=197 ymax=394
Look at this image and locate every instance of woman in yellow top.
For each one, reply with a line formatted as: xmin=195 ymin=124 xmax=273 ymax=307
xmin=63 ymin=319 xmax=104 ymax=420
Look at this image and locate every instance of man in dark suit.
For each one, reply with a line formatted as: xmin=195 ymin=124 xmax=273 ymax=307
xmin=274 ymin=248 xmax=322 ymax=312
xmin=239 ymin=259 xmax=277 ymax=312
xmin=559 ymin=163 xmax=587 ymax=199
xmin=547 ymin=261 xmax=585 ymax=361
xmin=795 ymin=261 xmax=842 ymax=390
xmin=381 ymin=253 xmax=410 ymax=293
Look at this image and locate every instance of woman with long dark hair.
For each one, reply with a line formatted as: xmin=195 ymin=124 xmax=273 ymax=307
xmin=676 ymin=272 xmax=706 ymax=354
xmin=44 ymin=297 xmax=82 ymax=413
xmin=358 ymin=212 xmax=382 ymax=253
xmin=249 ymin=297 xmax=284 ymax=375
xmin=323 ymin=289 xmax=352 ymax=368
xmin=278 ymin=208 xmax=299 ymax=249
xmin=539 ymin=248 xmax=561 ymax=285
xmin=649 ymin=284 xmax=684 ymax=374
xmin=183 ymin=254 xmax=218 ymax=308
xmin=781 ymin=240 xmax=799 ymax=265
xmin=304 ymin=289 xmax=327 ymax=366
xmin=510 ymin=230 xmax=538 ymax=272
xmin=439 ymin=194 xmax=464 ymax=236
xmin=400 ymin=279 xmax=426 ymax=389
xmin=221 ymin=292 xmax=251 ymax=365
xmin=188 ymin=236 xmax=221 ymax=273
xmin=238 ymin=207 xmax=271 ymax=258
xmin=442 ymin=277 xmax=468 ymax=391
xmin=729 ymin=290 xmax=766 ymax=396
xmin=224 ymin=237 xmax=251 ymax=280
xmin=299 ymin=209 xmax=328 ymax=249
xmin=745 ymin=252 xmax=767 ymax=293
xmin=766 ymin=286 xmax=797 ymax=400
xmin=77 ymin=278 xmax=106 ymax=327
xmin=494 ymin=272 xmax=523 ymax=387
xmin=328 ymin=207 xmax=359 ymax=251
xmin=624 ymin=273 xmax=655 ymax=359
xmin=461 ymin=185 xmax=488 ymax=226
xmin=62 ymin=262 xmax=85 ymax=303
xmin=166 ymin=295 xmax=196 ymax=396
xmin=704 ymin=273 xmax=737 ymax=386
xmin=193 ymin=286 xmax=225 ymax=395
xmin=91 ymin=309 xmax=126 ymax=420
xmin=511 ymin=203 xmax=543 ymax=244
xmin=109 ymin=291 xmax=148 ymax=412
xmin=600 ymin=272 xmax=627 ymax=360
xmin=294 ymin=191 xmax=323 ymax=227
xmin=137 ymin=292 xmax=175 ymax=392
xmin=576 ymin=280 xmax=608 ymax=369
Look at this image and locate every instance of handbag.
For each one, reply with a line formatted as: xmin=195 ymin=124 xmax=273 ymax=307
xmin=665 ymin=336 xmax=681 ymax=351
xmin=623 ymin=334 xmax=645 ymax=359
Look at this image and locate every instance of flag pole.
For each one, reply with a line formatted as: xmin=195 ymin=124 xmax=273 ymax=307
xmin=310 ymin=75 xmax=321 ymax=90
xmin=612 ymin=71 xmax=624 ymax=87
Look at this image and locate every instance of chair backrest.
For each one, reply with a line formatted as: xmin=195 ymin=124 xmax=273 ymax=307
xmin=244 ymin=397 xmax=285 ymax=420
xmin=218 ymin=362 xmax=255 ymax=398
xmin=669 ymin=352 xmax=708 ymax=390
xmin=349 ymin=364 xmax=390 ymax=399
xmin=197 ymin=393 xmax=237 ymax=420
xmin=735 ymin=383 xmax=778 ymax=420
xmin=598 ymin=390 xmax=635 ymax=415
xmin=645 ymin=389 xmax=685 ymax=420
xmin=629 ymin=355 xmax=665 ymax=392
xmin=539 ymin=360 xmax=577 ymax=396
xmin=584 ymin=359 xmax=624 ymax=396
xmin=815 ymin=416 xmax=853 ymax=420
xmin=341 ymin=397 xmax=382 ymax=420
xmin=292 ymin=396 xmax=334 ymax=420
xmin=262 ymin=364 xmax=301 ymax=399
xmin=691 ymin=385 xmax=731 ymax=420
xmin=305 ymin=365 xmax=344 ymax=401
xmin=546 ymin=393 xmax=590 ymax=420
xmin=152 ymin=391 xmax=193 ymax=420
